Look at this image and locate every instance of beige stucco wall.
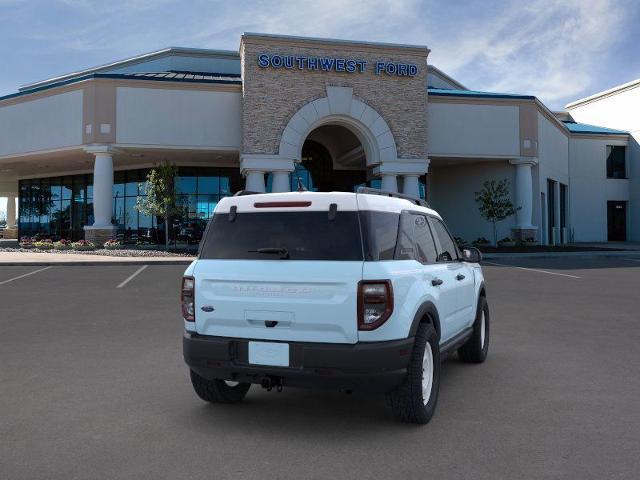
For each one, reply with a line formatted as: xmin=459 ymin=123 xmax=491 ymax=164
xmin=116 ymin=86 xmax=242 ymax=148
xmin=427 ymin=101 xmax=520 ymax=157
xmin=429 ymin=161 xmax=517 ymax=242
xmin=0 ymin=90 xmax=83 ymax=157
xmin=240 ymin=35 xmax=429 ymax=160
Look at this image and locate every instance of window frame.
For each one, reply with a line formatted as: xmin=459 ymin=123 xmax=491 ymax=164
xmin=427 ymin=215 xmax=461 ymax=263
xmin=606 ymin=145 xmax=627 ymax=179
xmin=359 ymin=210 xmax=401 ymax=262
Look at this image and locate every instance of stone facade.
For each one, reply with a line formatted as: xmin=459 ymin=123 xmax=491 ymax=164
xmin=84 ymin=226 xmax=117 ymax=246
xmin=240 ymin=34 xmax=429 ymax=161
xmin=1 ymin=228 xmax=18 ymax=239
xmin=511 ymin=227 xmax=539 ymax=243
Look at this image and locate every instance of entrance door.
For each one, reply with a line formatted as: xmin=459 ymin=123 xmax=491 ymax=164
xmin=607 ymin=201 xmax=627 ymax=241
xmin=540 ymin=192 xmax=547 ymax=244
xmin=560 ymin=184 xmax=568 ymax=243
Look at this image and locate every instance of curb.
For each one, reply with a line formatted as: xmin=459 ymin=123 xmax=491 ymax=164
xmin=482 ymin=251 xmax=640 ymax=260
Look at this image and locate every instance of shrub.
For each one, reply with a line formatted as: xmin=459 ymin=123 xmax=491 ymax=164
xmin=33 ymin=239 xmax=54 ymax=250
xmin=19 ymin=236 xmax=34 ymax=249
xmin=472 ymin=237 xmax=491 ymax=246
xmin=71 ymin=240 xmax=96 ymax=251
xmin=103 ymin=239 xmax=123 ymax=250
xmin=54 ymin=239 xmax=73 ymax=250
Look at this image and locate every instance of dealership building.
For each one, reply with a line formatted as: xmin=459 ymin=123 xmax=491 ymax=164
xmin=0 ymin=33 xmax=637 ymax=245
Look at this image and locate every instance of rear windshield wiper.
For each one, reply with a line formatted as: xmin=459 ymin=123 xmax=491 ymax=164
xmin=248 ymin=247 xmax=290 ymax=259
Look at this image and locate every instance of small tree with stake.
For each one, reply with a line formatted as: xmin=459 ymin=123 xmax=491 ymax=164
xmin=474 ymin=179 xmax=519 ymax=246
xmin=136 ymin=161 xmax=182 ymax=250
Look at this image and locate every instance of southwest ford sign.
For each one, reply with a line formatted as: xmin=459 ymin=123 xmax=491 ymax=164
xmin=257 ymin=54 xmax=418 ymax=77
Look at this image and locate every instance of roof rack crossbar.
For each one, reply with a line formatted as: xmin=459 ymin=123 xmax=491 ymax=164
xmin=356 ymin=187 xmax=430 ymax=209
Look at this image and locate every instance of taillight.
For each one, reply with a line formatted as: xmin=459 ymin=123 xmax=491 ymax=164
xmin=358 ymin=280 xmax=393 ymax=330
xmin=181 ymin=276 xmax=195 ymax=322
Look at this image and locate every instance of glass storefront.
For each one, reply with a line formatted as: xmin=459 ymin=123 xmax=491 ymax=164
xmin=18 ymin=166 xmax=243 ymax=246
xmin=19 ymin=173 xmax=92 ymax=241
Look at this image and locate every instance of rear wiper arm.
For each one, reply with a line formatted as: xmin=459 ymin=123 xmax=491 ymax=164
xmin=248 ymin=247 xmax=290 ymax=259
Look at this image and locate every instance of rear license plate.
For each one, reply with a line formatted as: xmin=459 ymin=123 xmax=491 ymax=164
xmin=248 ymin=341 xmax=290 ymax=367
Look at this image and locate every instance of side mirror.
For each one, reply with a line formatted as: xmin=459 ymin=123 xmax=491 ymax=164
xmin=461 ymin=247 xmax=482 ymax=263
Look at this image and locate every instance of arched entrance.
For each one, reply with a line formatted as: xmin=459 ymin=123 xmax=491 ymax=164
xmin=297 ymin=124 xmax=367 ymax=192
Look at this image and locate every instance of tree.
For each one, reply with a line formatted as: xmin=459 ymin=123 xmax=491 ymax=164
xmin=474 ymin=179 xmax=519 ymax=246
xmin=136 ymin=161 xmax=182 ymax=250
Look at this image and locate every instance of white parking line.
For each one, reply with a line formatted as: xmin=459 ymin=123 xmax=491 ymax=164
xmin=483 ymin=261 xmax=581 ymax=279
xmin=0 ymin=266 xmax=52 ymax=286
xmin=116 ymin=265 xmax=148 ymax=289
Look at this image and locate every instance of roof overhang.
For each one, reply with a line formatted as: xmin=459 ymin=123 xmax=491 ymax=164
xmin=1 ymin=72 xmax=241 ymax=105
xmin=19 ymin=47 xmax=240 ymax=93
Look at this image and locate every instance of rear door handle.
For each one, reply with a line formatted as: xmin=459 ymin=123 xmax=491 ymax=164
xmin=431 ymin=278 xmax=443 ymax=286
xmin=456 ymin=274 xmax=465 ymax=281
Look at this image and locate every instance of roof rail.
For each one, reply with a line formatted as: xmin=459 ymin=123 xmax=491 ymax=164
xmin=233 ymin=190 xmax=261 ymax=196
xmin=357 ymin=187 xmax=431 ymax=209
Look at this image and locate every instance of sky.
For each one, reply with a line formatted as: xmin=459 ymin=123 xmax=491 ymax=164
xmin=1 ymin=0 xmax=640 ymax=214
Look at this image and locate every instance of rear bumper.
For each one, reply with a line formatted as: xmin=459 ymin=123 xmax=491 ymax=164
xmin=183 ymin=333 xmax=414 ymax=393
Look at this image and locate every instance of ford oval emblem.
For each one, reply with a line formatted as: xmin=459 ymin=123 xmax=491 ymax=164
xmin=201 ymin=305 xmax=215 ymax=312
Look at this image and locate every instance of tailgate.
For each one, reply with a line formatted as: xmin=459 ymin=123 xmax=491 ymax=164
xmin=194 ymin=260 xmax=362 ymax=344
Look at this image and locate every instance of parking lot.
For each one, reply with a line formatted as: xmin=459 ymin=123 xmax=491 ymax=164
xmin=1 ymin=256 xmax=639 ymax=479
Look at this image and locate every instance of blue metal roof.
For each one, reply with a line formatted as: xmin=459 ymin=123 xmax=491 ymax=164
xmin=0 ymin=71 xmax=242 ymax=102
xmin=562 ymin=121 xmax=628 ymax=135
xmin=428 ymin=87 xmax=535 ymax=100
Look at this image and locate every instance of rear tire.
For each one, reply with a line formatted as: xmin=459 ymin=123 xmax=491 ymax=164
xmin=458 ymin=296 xmax=490 ymax=363
xmin=386 ymin=322 xmax=440 ymax=424
xmin=189 ymin=370 xmax=251 ymax=404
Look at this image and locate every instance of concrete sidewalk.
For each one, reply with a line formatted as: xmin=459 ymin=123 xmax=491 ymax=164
xmin=483 ymin=250 xmax=640 ymax=260
xmin=0 ymin=251 xmax=194 ymax=266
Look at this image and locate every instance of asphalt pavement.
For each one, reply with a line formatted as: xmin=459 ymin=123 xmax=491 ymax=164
xmin=1 ymin=257 xmax=639 ymax=479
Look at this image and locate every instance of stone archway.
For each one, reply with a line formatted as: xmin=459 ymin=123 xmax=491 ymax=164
xmin=278 ymin=86 xmax=398 ymax=167
xmin=240 ymin=85 xmax=428 ymax=195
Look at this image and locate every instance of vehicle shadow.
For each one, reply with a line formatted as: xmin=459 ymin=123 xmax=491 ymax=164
xmin=177 ymin=357 xmax=467 ymax=435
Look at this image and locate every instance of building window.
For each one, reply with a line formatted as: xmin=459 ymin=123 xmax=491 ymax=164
xmin=606 ymin=145 xmax=626 ymax=179
xmin=18 ymin=166 xmax=242 ymax=247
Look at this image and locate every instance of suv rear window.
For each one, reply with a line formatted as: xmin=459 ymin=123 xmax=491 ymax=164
xmin=200 ymin=211 xmax=364 ymax=261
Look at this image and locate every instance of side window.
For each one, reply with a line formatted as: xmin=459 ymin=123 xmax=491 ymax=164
xmin=395 ymin=212 xmax=438 ymax=264
xmin=430 ymin=217 xmax=458 ymax=262
xmin=360 ymin=211 xmax=400 ymax=261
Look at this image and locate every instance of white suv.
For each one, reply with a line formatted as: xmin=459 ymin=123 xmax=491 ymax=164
xmin=182 ymin=189 xmax=489 ymax=424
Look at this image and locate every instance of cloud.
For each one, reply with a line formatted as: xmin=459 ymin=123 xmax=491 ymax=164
xmin=1 ymin=0 xmax=637 ymax=109
xmin=426 ymin=0 xmax=630 ymax=108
